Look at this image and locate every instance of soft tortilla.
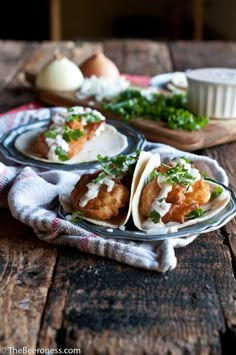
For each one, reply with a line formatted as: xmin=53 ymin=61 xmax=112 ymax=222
xmin=132 ymin=154 xmax=230 ymax=234
xmin=15 ymin=124 xmax=128 ymax=164
xmin=59 ymin=151 xmax=152 ymax=228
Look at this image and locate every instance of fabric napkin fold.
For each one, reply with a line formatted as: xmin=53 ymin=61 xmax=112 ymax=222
xmin=0 ymin=107 xmax=229 ymax=273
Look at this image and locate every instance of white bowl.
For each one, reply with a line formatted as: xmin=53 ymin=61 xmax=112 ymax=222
xmin=186 ymin=68 xmax=236 ymax=119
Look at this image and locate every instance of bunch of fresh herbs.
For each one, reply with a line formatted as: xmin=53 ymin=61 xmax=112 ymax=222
xmin=102 ymin=88 xmax=208 ymax=131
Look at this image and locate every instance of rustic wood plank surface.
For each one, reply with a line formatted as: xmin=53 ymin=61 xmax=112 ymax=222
xmin=0 ymin=40 xmax=236 ymax=354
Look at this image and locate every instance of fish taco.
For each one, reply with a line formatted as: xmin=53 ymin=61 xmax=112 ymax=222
xmin=132 ymin=154 xmax=230 ymax=234
xmin=60 ymin=150 xmax=152 ymax=228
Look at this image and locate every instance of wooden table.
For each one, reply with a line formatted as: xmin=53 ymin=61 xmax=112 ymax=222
xmin=1 ymin=40 xmax=236 ymax=354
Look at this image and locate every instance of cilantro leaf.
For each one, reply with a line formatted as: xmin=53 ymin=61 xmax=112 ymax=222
xmin=70 ymin=211 xmax=84 ymax=223
xmin=147 ymin=169 xmax=158 ymax=183
xmin=55 ymin=147 xmax=69 ymax=161
xmin=93 ymin=151 xmax=140 ymax=183
xmin=80 ymin=112 xmax=103 ymax=124
xmin=160 ymin=163 xmax=195 ymax=186
xmin=157 ymin=197 xmax=165 ymax=203
xmin=211 ymin=186 xmax=223 ymax=200
xmin=65 ymin=114 xmax=79 ymax=123
xmin=63 ymin=126 xmax=84 ymax=142
xmin=44 ymin=129 xmax=58 ymax=139
xmin=148 ymin=210 xmax=161 ymax=224
xmin=186 ymin=208 xmax=203 ymax=220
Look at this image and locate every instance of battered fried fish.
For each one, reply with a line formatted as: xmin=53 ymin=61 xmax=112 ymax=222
xmin=71 ymin=172 xmax=130 ymax=221
xmin=35 ymin=107 xmax=105 ymax=162
xmin=139 ymin=159 xmax=211 ymax=225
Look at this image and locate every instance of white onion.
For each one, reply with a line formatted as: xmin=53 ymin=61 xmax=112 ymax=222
xmin=36 ymin=56 xmax=84 ymax=91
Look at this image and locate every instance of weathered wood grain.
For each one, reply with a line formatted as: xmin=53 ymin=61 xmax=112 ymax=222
xmin=37 ymin=232 xmax=236 ymax=355
xmin=170 ymin=41 xmax=236 ymax=71
xmin=0 ymin=209 xmax=57 ymax=347
xmin=104 ymin=40 xmax=173 ymax=75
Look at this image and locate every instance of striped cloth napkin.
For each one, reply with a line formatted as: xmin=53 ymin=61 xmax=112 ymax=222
xmin=0 ymin=106 xmax=228 ymax=272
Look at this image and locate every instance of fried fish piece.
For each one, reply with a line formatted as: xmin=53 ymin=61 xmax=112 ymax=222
xmin=185 ymin=179 xmax=211 ymax=206
xmin=35 ymin=114 xmax=104 ymax=160
xmin=139 ymin=175 xmax=186 ymax=218
xmin=139 ymin=165 xmax=211 ymax=224
xmin=71 ymin=172 xmax=130 ymax=221
xmin=35 ymin=119 xmax=86 ymax=159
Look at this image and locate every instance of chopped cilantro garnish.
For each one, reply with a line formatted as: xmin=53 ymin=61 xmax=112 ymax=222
xmin=55 ymin=147 xmax=69 ymax=161
xmin=63 ymin=126 xmax=84 ymax=142
xmin=44 ymin=129 xmax=58 ymax=139
xmin=80 ymin=112 xmax=102 ymax=124
xmin=93 ymin=151 xmax=141 ymax=183
xmin=65 ymin=112 xmax=102 ymax=124
xmin=160 ymin=163 xmax=195 ymax=186
xmin=147 ymin=169 xmax=158 ymax=183
xmin=211 ymin=186 xmax=223 ymax=200
xmin=186 ymin=208 xmax=203 ymax=220
xmin=157 ymin=197 xmax=165 ymax=203
xmin=70 ymin=211 xmax=84 ymax=223
xmin=65 ymin=114 xmax=80 ymax=123
xmin=67 ymin=107 xmax=74 ymax=112
xmin=179 ymin=157 xmax=191 ymax=163
xmin=148 ymin=210 xmax=161 ymax=224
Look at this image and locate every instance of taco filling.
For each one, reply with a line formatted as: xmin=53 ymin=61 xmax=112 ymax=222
xmin=70 ymin=151 xmax=151 ymax=226
xmin=133 ymin=156 xmax=227 ymax=232
xmin=35 ymin=106 xmax=105 ymax=162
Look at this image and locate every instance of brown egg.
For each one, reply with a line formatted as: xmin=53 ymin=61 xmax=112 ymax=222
xmin=80 ymin=52 xmax=120 ymax=79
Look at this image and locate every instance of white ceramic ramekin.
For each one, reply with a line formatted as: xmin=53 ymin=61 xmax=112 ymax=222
xmin=186 ymin=68 xmax=236 ymax=119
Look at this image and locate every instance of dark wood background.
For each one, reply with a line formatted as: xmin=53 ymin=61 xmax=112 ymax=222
xmin=0 ymin=40 xmax=236 ymax=354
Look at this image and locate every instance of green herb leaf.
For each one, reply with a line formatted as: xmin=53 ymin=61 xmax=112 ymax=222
xmin=102 ymin=89 xmax=208 ymax=131
xmin=55 ymin=147 xmax=69 ymax=161
xmin=157 ymin=197 xmax=165 ymax=203
xmin=148 ymin=210 xmax=161 ymax=224
xmin=44 ymin=129 xmax=58 ymax=139
xmin=211 ymin=186 xmax=224 ymax=200
xmin=147 ymin=169 xmax=158 ymax=183
xmin=186 ymin=208 xmax=203 ymax=220
xmin=65 ymin=114 xmax=80 ymax=123
xmin=93 ymin=151 xmax=141 ymax=183
xmin=179 ymin=157 xmax=191 ymax=163
xmin=63 ymin=126 xmax=84 ymax=142
xmin=160 ymin=163 xmax=195 ymax=186
xmin=80 ymin=112 xmax=103 ymax=124
xmin=70 ymin=211 xmax=84 ymax=223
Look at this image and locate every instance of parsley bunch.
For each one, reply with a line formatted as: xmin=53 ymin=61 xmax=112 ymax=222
xmin=102 ymin=88 xmax=208 ymax=131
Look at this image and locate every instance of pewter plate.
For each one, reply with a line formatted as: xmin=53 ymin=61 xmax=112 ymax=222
xmin=58 ymin=183 xmax=236 ymax=241
xmin=0 ymin=118 xmax=145 ymax=171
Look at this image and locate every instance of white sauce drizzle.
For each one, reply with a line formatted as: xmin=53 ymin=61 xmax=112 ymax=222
xmin=45 ymin=106 xmax=105 ymax=162
xmin=79 ymin=177 xmax=115 ymax=207
xmin=142 ymin=158 xmax=203 ymax=230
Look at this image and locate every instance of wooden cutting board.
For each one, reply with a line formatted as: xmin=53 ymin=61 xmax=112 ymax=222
xmin=24 ymin=69 xmax=236 ymax=152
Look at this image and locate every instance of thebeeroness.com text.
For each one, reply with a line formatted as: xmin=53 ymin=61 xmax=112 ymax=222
xmin=0 ymin=348 xmax=81 ymax=354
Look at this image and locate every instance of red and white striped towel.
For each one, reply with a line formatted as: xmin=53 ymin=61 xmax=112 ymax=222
xmin=0 ymin=106 xmax=228 ymax=272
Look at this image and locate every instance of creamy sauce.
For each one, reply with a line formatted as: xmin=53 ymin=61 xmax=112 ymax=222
xmin=142 ymin=158 xmax=202 ymax=230
xmin=46 ymin=135 xmax=70 ymax=162
xmin=44 ymin=106 xmax=105 ymax=162
xmin=15 ymin=124 xmax=128 ymax=164
xmin=79 ymin=177 xmax=115 ymax=207
xmin=142 ymin=177 xmax=173 ymax=230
